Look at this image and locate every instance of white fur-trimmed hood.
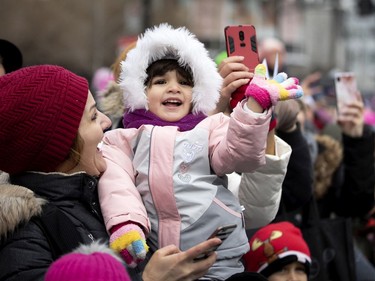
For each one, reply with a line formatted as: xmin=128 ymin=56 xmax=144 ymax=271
xmin=119 ymin=23 xmax=222 ymax=115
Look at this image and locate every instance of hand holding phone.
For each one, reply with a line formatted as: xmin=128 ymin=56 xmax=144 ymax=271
xmin=334 ymin=72 xmax=360 ymax=113
xmin=193 ymin=224 xmax=237 ymax=261
xmin=224 ymin=25 xmax=259 ymax=109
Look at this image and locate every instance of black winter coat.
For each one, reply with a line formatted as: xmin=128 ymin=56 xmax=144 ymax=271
xmin=0 ymin=172 xmax=109 ymax=281
xmin=318 ymin=125 xmax=375 ymax=219
xmin=276 ymin=126 xmax=314 ymax=213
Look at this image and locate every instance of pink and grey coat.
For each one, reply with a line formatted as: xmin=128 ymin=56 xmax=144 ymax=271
xmin=98 ymin=23 xmax=272 ymax=280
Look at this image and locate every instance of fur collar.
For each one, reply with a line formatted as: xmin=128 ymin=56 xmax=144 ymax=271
xmin=98 ymin=81 xmax=124 ymax=119
xmin=314 ymin=134 xmax=343 ymax=199
xmin=0 ymin=183 xmax=46 ymax=237
xmin=119 ymin=23 xmax=222 ymax=115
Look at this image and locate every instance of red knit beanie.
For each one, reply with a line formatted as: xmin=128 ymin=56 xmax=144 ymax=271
xmin=243 ymin=221 xmax=311 ymax=277
xmin=0 ymin=65 xmax=88 ymax=174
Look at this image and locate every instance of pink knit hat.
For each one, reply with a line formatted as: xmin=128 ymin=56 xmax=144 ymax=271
xmin=45 ymin=242 xmax=131 ymax=281
xmin=0 ymin=65 xmax=88 ymax=174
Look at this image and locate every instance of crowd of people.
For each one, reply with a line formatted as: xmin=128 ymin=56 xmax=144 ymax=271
xmin=0 ymin=21 xmax=374 ymax=281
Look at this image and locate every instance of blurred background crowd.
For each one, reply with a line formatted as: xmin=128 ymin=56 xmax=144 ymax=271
xmin=0 ymin=1 xmax=373 ymax=84
xmin=2 ymin=0 xmax=375 ymax=129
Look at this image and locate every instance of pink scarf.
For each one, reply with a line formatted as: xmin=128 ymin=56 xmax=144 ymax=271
xmin=123 ymin=109 xmax=206 ymax=132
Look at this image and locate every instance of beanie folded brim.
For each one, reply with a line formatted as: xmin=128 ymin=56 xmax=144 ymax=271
xmin=260 ymin=255 xmax=310 ymax=277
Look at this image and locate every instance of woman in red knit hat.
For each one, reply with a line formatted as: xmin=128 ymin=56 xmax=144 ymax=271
xmin=0 ymin=65 xmax=221 ymax=281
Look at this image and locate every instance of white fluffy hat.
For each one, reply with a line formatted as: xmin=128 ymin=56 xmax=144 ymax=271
xmin=119 ymin=23 xmax=223 ymax=115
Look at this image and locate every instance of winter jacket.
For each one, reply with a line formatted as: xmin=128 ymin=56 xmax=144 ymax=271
xmin=276 ymin=126 xmax=314 ymax=214
xmin=228 ymin=135 xmax=291 ymax=228
xmin=98 ymin=80 xmax=291 ymax=230
xmin=99 ymin=103 xmax=271 ymax=279
xmin=317 ymin=125 xmax=375 ymax=219
xmin=0 ymin=172 xmax=110 ymax=281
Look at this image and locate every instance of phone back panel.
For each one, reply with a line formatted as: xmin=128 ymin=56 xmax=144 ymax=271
xmin=334 ymin=72 xmax=360 ymax=113
xmin=225 ymin=25 xmax=259 ymax=72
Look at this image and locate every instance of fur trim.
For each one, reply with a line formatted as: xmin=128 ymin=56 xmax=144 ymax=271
xmin=0 ymin=171 xmax=9 ymax=184
xmin=0 ymin=183 xmax=46 ymax=237
xmin=314 ymin=134 xmax=343 ymax=199
xmin=98 ymin=81 xmax=125 ymax=119
xmin=119 ymin=23 xmax=222 ymax=115
xmin=72 ymin=241 xmax=124 ymax=263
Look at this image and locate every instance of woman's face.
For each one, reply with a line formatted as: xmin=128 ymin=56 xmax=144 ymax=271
xmin=60 ymin=91 xmax=112 ymax=176
xmin=268 ymin=262 xmax=308 ymax=281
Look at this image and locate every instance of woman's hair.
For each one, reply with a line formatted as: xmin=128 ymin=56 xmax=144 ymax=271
xmin=66 ymin=133 xmax=84 ymax=167
xmin=111 ymin=41 xmax=137 ymax=82
xmin=144 ymin=59 xmax=194 ymax=88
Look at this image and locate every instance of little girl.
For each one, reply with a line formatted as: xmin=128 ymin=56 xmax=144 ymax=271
xmin=99 ymin=23 xmax=302 ymax=280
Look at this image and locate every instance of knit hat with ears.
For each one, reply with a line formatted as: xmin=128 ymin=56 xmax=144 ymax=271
xmin=0 ymin=65 xmax=88 ymax=175
xmin=119 ymin=23 xmax=223 ymax=115
xmin=243 ymin=221 xmax=311 ymax=277
xmin=45 ymin=242 xmax=131 ymax=281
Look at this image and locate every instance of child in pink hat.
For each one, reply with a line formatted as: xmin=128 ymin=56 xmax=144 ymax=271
xmin=45 ymin=242 xmax=131 ymax=281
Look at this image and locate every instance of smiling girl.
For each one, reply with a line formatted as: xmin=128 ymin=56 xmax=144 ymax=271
xmin=99 ymin=23 xmax=303 ymax=280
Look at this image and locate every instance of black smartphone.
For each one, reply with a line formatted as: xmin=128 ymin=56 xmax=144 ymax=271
xmin=224 ymin=25 xmax=259 ymax=73
xmin=194 ymin=224 xmax=237 ymax=261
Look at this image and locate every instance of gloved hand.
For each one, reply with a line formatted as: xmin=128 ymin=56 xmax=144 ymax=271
xmin=109 ymin=222 xmax=149 ymax=268
xmin=244 ymin=64 xmax=303 ymax=110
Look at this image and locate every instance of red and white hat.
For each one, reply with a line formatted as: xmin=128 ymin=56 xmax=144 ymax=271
xmin=243 ymin=221 xmax=311 ymax=277
xmin=119 ymin=23 xmax=222 ymax=116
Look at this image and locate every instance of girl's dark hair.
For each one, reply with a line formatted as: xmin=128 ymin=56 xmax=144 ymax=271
xmin=145 ymin=59 xmax=194 ymax=87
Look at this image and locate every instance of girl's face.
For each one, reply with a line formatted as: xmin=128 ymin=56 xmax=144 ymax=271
xmin=268 ymin=262 xmax=308 ymax=281
xmin=59 ymin=91 xmax=112 ymax=176
xmin=146 ymin=70 xmax=193 ymax=122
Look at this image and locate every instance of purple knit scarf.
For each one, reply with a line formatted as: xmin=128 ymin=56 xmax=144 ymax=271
xmin=123 ymin=109 xmax=206 ymax=132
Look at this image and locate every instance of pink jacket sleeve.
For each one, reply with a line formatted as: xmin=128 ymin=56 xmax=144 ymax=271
xmin=98 ymin=129 xmax=151 ymax=234
xmin=209 ymin=101 xmax=271 ymax=176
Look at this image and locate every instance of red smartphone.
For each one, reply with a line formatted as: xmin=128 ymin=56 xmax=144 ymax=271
xmin=224 ymin=25 xmax=259 ymax=72
xmin=194 ymin=224 xmax=237 ymax=261
xmin=334 ymin=72 xmax=360 ymax=113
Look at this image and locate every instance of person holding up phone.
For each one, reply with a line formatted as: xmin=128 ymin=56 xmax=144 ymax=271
xmin=216 ymin=27 xmax=318 ymax=216
xmin=214 ymin=30 xmax=313 ymax=228
xmin=98 ymin=23 xmax=303 ymax=280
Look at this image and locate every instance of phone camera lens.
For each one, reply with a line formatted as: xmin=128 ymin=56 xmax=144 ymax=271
xmin=239 ymin=31 xmax=244 ymax=41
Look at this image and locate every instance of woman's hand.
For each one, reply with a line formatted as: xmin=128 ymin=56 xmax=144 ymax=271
xmin=337 ymin=95 xmax=364 ymax=138
xmin=142 ymin=238 xmax=221 ymax=281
